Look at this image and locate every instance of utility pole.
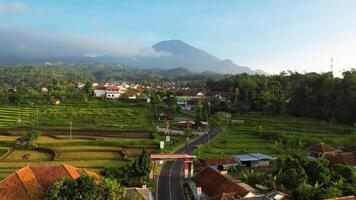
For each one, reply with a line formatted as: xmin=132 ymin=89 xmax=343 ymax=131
xmin=69 ymin=121 xmax=72 ymax=141
xmin=330 ymin=57 xmax=334 ymax=76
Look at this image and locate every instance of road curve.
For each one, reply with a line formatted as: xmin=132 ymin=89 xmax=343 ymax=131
xmin=156 ymin=128 xmax=220 ymax=200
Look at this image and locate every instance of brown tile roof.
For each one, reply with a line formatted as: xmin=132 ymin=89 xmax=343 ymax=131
xmin=192 ymin=167 xmax=252 ymax=199
xmin=0 ymin=164 xmax=99 ymax=200
xmin=309 ymin=143 xmax=337 ymax=153
xmin=203 ymin=157 xmax=238 ymax=166
xmin=325 ymin=152 xmax=356 ymax=166
xmin=325 ymin=196 xmax=356 ymax=200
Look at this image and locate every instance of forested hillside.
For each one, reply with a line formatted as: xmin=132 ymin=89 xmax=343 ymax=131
xmin=206 ymin=70 xmax=356 ymax=124
xmin=0 ymin=64 xmax=223 ymax=88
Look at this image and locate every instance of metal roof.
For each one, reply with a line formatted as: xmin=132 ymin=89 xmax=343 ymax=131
xmin=234 ymin=154 xmax=259 ymax=161
xmin=234 ymin=153 xmax=273 ymax=161
xmin=150 ymin=154 xmax=196 ymax=159
xmin=249 ymin=153 xmax=273 ymax=160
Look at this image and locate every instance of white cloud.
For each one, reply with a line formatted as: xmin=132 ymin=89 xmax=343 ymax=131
xmin=0 ymin=27 xmax=167 ymax=58
xmin=0 ymin=2 xmax=27 ymax=13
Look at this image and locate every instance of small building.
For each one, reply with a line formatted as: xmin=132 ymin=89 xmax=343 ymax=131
xmin=106 ymin=91 xmax=121 ymax=99
xmin=41 ymin=87 xmax=48 ymax=93
xmin=211 ymin=91 xmax=234 ymax=102
xmin=191 ymin=167 xmax=256 ymax=199
xmin=158 ymin=113 xmax=174 ymax=121
xmin=177 ymin=120 xmax=196 ymax=129
xmin=75 ymin=82 xmax=85 ymax=89
xmin=307 ymin=143 xmax=339 ymax=160
xmin=93 ymin=86 xmax=107 ymax=97
xmin=203 ymin=157 xmax=240 ymax=170
xmin=234 ymin=153 xmax=273 ymax=168
xmin=325 ymin=152 xmax=356 ymax=167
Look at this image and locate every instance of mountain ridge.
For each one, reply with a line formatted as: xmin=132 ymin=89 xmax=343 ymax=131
xmin=0 ymin=39 xmax=266 ymax=75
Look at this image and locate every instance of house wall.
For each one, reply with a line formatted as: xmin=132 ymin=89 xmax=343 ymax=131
xmin=93 ymin=89 xmax=106 ymax=97
xmin=106 ymin=93 xmax=121 ymax=99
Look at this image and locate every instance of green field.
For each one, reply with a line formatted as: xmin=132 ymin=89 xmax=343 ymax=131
xmin=198 ymin=112 xmax=356 ymax=159
xmin=0 ymin=133 xmax=159 ymax=180
xmin=0 ymin=99 xmax=154 ymax=131
xmin=0 ymin=99 xmax=162 ymax=180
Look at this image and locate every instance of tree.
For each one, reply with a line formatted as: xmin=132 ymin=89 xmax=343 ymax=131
xmin=16 ymin=130 xmax=41 ymax=148
xmin=84 ymin=81 xmax=93 ymax=96
xmin=151 ymin=94 xmax=161 ymax=120
xmin=100 ymin=178 xmax=125 ymax=200
xmin=208 ymin=112 xmax=230 ymax=130
xmin=45 ymin=175 xmax=102 ymax=200
xmin=103 ymin=150 xmax=150 ymax=187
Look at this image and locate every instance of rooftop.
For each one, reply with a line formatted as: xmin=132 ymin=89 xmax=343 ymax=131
xmin=203 ymin=157 xmax=238 ymax=166
xmin=309 ymin=143 xmax=337 ymax=153
xmin=0 ymin=164 xmax=99 ymax=200
xmin=192 ymin=167 xmax=253 ymax=199
xmin=234 ymin=153 xmax=273 ymax=162
xmin=325 ymin=152 xmax=356 ymax=166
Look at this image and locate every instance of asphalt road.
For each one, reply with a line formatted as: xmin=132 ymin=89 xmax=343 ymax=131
xmin=156 ymin=128 xmax=220 ymax=200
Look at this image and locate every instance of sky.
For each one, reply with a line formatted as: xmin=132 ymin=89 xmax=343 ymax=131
xmin=1 ymin=0 xmax=356 ymax=75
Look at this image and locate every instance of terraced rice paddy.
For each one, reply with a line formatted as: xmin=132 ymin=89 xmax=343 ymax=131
xmin=198 ymin=112 xmax=356 ymax=159
xmin=0 ymin=100 xmax=154 ymax=131
xmin=0 ymin=131 xmax=159 ymax=180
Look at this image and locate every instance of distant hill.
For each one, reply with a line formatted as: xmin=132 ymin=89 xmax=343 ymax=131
xmin=147 ymin=40 xmax=258 ymax=74
xmin=0 ymin=39 xmax=265 ymax=75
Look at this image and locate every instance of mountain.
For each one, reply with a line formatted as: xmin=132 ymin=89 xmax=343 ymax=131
xmin=135 ymin=40 xmax=260 ymax=74
xmin=0 ymin=39 xmax=265 ymax=75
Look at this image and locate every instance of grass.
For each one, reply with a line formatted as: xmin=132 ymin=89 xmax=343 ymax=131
xmin=197 ymin=112 xmax=356 ymax=159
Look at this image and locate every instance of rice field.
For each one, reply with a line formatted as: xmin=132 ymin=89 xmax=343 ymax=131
xmin=0 ymin=99 xmax=154 ymax=131
xmin=0 ymin=133 xmax=159 ymax=180
xmin=198 ymin=112 xmax=356 ymax=159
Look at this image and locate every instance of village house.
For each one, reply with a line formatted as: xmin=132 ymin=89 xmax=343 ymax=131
xmin=176 ymin=89 xmax=206 ymax=110
xmin=0 ymin=164 xmax=99 ymax=200
xmin=93 ymin=85 xmax=107 ymax=97
xmin=325 ymin=152 xmax=356 ymax=168
xmin=307 ymin=143 xmax=339 ymax=160
xmin=191 ymin=167 xmax=257 ymax=200
xmin=75 ymin=82 xmax=85 ymax=89
xmin=158 ymin=113 xmax=174 ymax=121
xmin=211 ymin=91 xmax=234 ymax=102
xmin=178 ymin=120 xmax=196 ymax=129
xmin=203 ymin=157 xmax=240 ymax=171
xmin=234 ymin=153 xmax=273 ymax=168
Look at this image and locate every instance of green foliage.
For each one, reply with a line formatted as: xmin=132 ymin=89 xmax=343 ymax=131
xmin=206 ymin=69 xmax=356 ymax=124
xmin=45 ymin=175 xmax=124 ymax=200
xmin=102 ymin=150 xmax=150 ymax=187
xmin=208 ymin=112 xmax=230 ymax=130
xmin=15 ymin=130 xmax=42 ymax=148
xmin=247 ymin=156 xmax=356 ymax=200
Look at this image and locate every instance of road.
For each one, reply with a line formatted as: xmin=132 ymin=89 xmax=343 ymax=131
xmin=156 ymin=128 xmax=220 ymax=200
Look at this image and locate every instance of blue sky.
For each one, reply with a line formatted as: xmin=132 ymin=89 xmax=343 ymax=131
xmin=1 ymin=0 xmax=356 ymax=75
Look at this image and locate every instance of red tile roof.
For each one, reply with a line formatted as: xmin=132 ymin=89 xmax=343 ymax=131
xmin=325 ymin=152 xmax=356 ymax=166
xmin=309 ymin=143 xmax=337 ymax=153
xmin=203 ymin=157 xmax=238 ymax=166
xmin=192 ymin=167 xmax=252 ymax=199
xmin=0 ymin=164 xmax=99 ymax=200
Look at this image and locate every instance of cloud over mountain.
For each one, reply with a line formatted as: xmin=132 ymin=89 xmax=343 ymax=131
xmin=0 ymin=2 xmax=27 ymax=13
xmin=0 ymin=28 xmax=165 ymax=58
